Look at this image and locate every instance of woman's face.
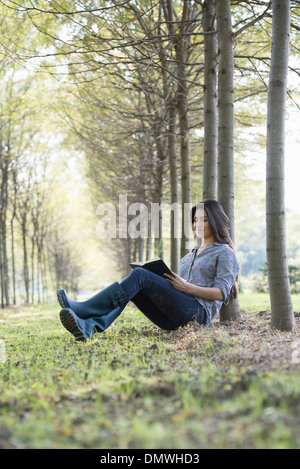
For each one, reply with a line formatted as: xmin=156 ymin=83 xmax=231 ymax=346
xmin=194 ymin=208 xmax=213 ymax=239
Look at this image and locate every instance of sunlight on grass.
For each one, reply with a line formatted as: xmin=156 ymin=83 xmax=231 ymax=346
xmin=239 ymin=292 xmax=300 ymax=313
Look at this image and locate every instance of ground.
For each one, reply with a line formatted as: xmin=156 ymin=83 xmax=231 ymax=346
xmin=0 ymin=293 xmax=299 ymax=449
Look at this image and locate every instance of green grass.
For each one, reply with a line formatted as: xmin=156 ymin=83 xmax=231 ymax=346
xmin=0 ymin=293 xmax=300 ymax=449
xmin=239 ymin=292 xmax=300 ymax=313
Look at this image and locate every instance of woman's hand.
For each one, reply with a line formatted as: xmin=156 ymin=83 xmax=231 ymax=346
xmin=164 ymin=272 xmax=191 ymax=293
xmin=165 ymin=272 xmax=224 ymax=301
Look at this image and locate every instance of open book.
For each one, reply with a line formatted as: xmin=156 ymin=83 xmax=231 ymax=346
xmin=129 ymin=258 xmax=175 ymax=278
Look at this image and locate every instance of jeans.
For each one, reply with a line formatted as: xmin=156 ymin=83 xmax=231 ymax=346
xmin=120 ymin=268 xmax=207 ymax=330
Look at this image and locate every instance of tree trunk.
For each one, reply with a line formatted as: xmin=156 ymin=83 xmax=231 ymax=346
xmin=31 ymin=236 xmax=35 ymax=304
xmin=37 ymin=247 xmax=41 ymax=304
xmin=153 ymin=122 xmax=166 ymax=260
xmin=216 ymin=0 xmax=234 ymax=237
xmin=168 ymin=100 xmax=179 ymax=272
xmin=42 ymin=250 xmax=48 ymax=303
xmin=22 ymin=218 xmax=30 ymax=304
xmin=0 ymin=158 xmax=10 ymax=308
xmin=10 ymin=169 xmax=18 ymax=305
xmin=176 ymin=0 xmax=192 ymax=259
xmin=11 ymin=216 xmax=16 ymax=305
xmin=178 ymin=85 xmax=191 ymax=259
xmin=163 ymin=0 xmax=179 ymax=272
xmin=216 ymin=0 xmax=240 ymax=322
xmin=202 ymin=0 xmax=217 ymax=200
xmin=0 ymin=223 xmax=3 ymax=309
xmin=266 ymin=0 xmax=294 ymax=331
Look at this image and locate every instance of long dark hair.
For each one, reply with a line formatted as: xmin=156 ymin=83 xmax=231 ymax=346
xmin=191 ymin=199 xmax=240 ymax=299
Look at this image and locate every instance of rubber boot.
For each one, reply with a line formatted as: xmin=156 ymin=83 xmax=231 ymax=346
xmin=57 ymin=282 xmax=128 ymax=340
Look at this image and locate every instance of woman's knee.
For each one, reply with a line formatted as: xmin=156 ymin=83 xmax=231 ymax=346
xmin=123 ymin=268 xmax=169 ymax=297
xmin=130 ymin=267 xmax=144 ymax=276
xmin=127 ymin=267 xmax=145 ymax=283
xmin=128 ymin=267 xmax=154 ymax=283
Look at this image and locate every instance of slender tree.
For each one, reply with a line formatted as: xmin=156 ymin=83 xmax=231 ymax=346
xmin=266 ymin=0 xmax=294 ymax=331
xmin=176 ymin=0 xmax=194 ymax=258
xmin=216 ymin=0 xmax=240 ymax=322
xmin=161 ymin=0 xmax=180 ymax=272
xmin=10 ymin=165 xmax=17 ymax=304
xmin=216 ymin=0 xmax=235 ymax=236
xmin=202 ymin=0 xmax=217 ymax=200
xmin=16 ymin=169 xmax=32 ymax=304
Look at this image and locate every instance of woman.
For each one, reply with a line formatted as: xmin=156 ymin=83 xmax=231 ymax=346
xmin=57 ymin=199 xmax=240 ymax=341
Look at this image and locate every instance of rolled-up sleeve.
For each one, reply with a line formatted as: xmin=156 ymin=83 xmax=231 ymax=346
xmin=213 ymin=249 xmax=240 ymax=305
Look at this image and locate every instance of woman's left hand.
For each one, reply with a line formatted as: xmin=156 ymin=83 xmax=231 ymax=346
xmin=164 ymin=272 xmax=190 ymax=293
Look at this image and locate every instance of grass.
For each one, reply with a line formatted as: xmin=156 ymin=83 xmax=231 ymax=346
xmin=0 ymin=293 xmax=300 ymax=449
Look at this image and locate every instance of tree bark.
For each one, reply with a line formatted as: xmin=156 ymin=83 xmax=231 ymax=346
xmin=216 ymin=0 xmax=240 ymax=322
xmin=163 ymin=0 xmax=179 ymax=272
xmin=10 ymin=168 xmax=17 ymax=305
xmin=176 ymin=0 xmax=192 ymax=259
xmin=21 ymin=217 xmax=30 ymax=304
xmin=168 ymin=100 xmax=179 ymax=272
xmin=202 ymin=0 xmax=217 ymax=200
xmin=153 ymin=121 xmax=166 ymax=260
xmin=0 ymin=153 xmax=10 ymax=307
xmin=216 ymin=0 xmax=235 ymax=237
xmin=266 ymin=0 xmax=294 ymax=331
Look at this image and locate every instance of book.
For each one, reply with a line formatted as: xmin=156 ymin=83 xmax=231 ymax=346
xmin=129 ymin=258 xmax=175 ymax=278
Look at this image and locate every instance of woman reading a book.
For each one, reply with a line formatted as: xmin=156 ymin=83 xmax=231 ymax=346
xmin=57 ymin=199 xmax=240 ymax=341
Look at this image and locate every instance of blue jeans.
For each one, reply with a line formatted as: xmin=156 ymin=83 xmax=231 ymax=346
xmin=59 ymin=268 xmax=208 ymax=339
xmin=120 ymin=268 xmax=207 ymax=330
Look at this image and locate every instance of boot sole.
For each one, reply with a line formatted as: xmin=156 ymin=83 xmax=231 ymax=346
xmin=57 ymin=289 xmax=68 ymax=309
xmin=59 ymin=309 xmax=86 ymax=342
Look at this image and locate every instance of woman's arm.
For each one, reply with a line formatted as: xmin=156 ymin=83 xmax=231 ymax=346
xmin=164 ymin=273 xmax=224 ymax=301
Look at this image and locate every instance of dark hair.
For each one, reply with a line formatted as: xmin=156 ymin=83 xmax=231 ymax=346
xmin=191 ymin=199 xmax=240 ymax=299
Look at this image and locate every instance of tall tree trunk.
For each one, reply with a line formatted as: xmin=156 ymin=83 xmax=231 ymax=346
xmin=266 ymin=0 xmax=294 ymax=331
xmin=216 ymin=0 xmax=240 ymax=322
xmin=37 ymin=248 xmax=41 ymax=304
xmin=178 ymin=85 xmax=191 ymax=259
xmin=42 ymin=250 xmax=48 ymax=303
xmin=216 ymin=0 xmax=234 ymax=237
xmin=162 ymin=0 xmax=179 ymax=272
xmin=176 ymin=0 xmax=192 ymax=259
xmin=11 ymin=216 xmax=16 ymax=305
xmin=10 ymin=169 xmax=18 ymax=305
xmin=153 ymin=122 xmax=166 ymax=260
xmin=31 ymin=236 xmax=35 ymax=304
xmin=202 ymin=0 xmax=217 ymax=200
xmin=2 ymin=217 xmax=9 ymax=307
xmin=168 ymin=100 xmax=179 ymax=272
xmin=0 ymin=223 xmax=3 ymax=309
xmin=22 ymin=218 xmax=30 ymax=304
xmin=0 ymin=158 xmax=10 ymax=307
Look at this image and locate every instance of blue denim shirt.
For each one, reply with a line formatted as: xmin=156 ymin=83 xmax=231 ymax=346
xmin=178 ymin=242 xmax=240 ymax=323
